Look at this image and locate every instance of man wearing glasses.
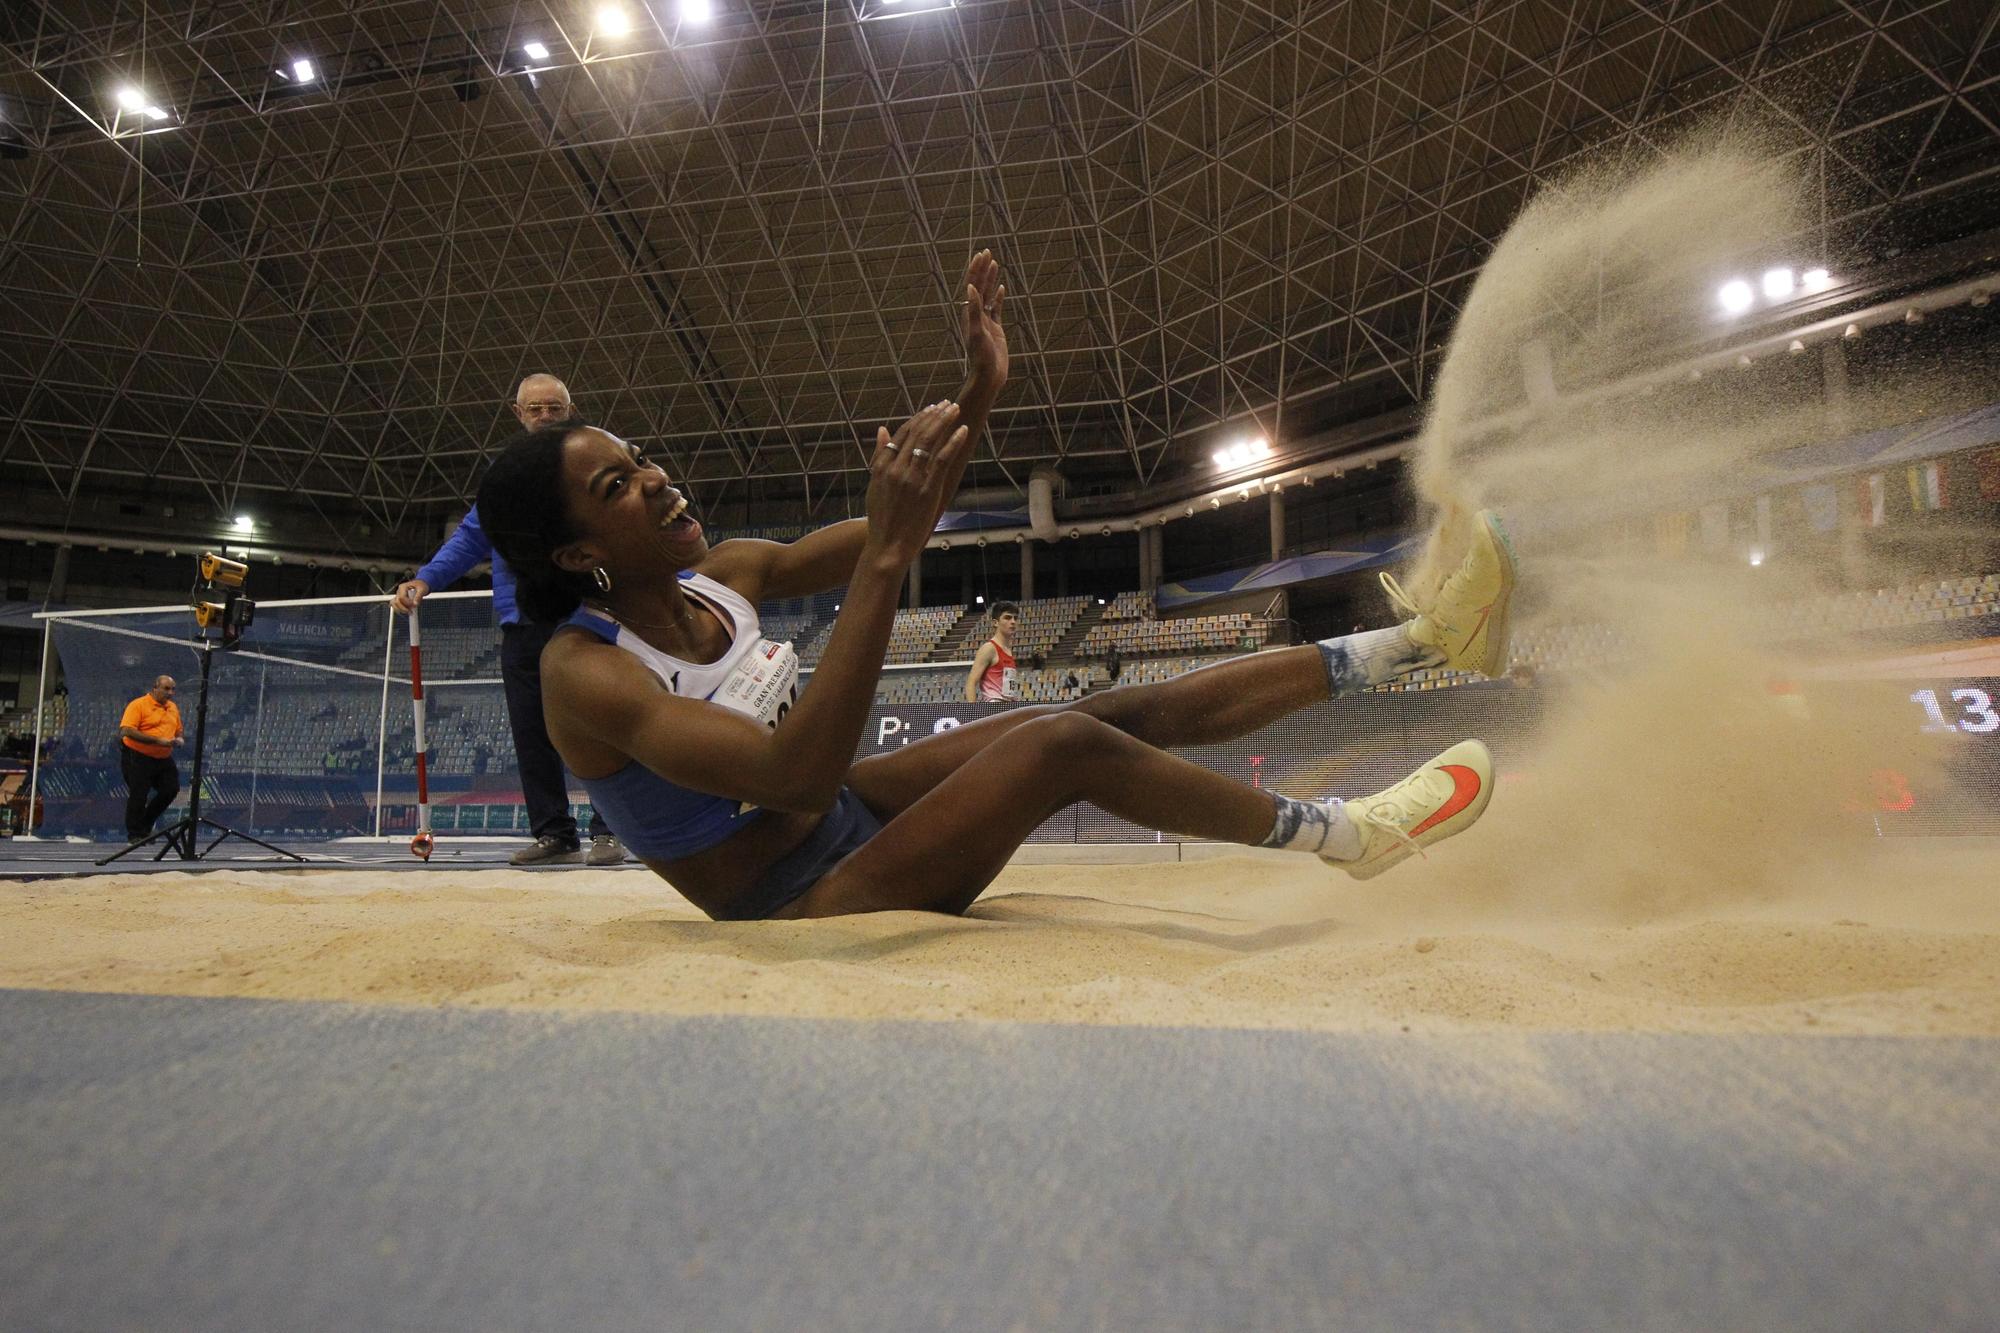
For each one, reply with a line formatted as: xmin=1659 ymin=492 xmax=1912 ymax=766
xmin=117 ymin=674 xmax=182 ymax=843
xmin=392 ymin=373 xmax=624 ymax=867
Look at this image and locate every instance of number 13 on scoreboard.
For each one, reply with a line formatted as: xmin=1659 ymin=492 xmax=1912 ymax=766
xmin=1911 ymin=687 xmax=2000 ymax=734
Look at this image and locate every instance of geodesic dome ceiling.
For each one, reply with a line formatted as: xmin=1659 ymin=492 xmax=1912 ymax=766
xmin=2 ymin=0 xmax=1997 ymax=536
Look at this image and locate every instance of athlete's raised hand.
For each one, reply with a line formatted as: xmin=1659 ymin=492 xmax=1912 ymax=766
xmin=962 ymin=248 xmax=1007 ymax=393
xmin=863 ymin=401 xmax=972 ymax=567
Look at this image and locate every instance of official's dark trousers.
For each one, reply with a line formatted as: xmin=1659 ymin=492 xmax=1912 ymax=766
xmin=500 ymin=620 xmax=607 ymax=845
xmin=120 ymin=745 xmax=180 ymax=840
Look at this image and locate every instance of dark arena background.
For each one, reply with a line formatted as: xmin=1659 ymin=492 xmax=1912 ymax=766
xmin=3 ymin=3 xmax=1998 ymax=1330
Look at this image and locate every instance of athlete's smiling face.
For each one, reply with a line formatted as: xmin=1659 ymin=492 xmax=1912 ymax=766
xmin=558 ymin=426 xmax=708 ymax=575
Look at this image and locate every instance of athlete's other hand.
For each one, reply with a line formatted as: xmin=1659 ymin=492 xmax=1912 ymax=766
xmin=962 ymin=248 xmax=1007 ymax=393
xmin=392 ymin=579 xmax=429 ymax=614
xmin=863 ymin=402 xmax=971 ymax=568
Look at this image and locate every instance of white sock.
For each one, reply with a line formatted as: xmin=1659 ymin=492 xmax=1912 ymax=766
xmin=1316 ymin=624 xmax=1441 ymax=697
xmin=1260 ymin=793 xmax=1364 ymax=861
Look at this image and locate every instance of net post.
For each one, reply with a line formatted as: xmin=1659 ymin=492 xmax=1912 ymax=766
xmin=374 ymin=600 xmax=394 ymax=838
xmin=25 ymin=618 xmax=51 ymax=837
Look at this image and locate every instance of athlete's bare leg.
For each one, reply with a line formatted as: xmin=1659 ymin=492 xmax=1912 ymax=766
xmin=782 ymin=711 xmax=1282 ymax=917
xmin=845 ymin=644 xmax=1333 ymax=819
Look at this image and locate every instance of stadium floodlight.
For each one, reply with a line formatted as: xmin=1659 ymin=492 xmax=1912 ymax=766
xmin=1211 ymin=449 xmax=1230 ymax=466
xmin=862 ymin=0 xmax=958 ymax=18
xmin=1748 ymin=549 xmax=1765 ymax=567
xmin=143 ymin=105 xmax=170 ymax=121
xmin=232 ymin=515 xmax=254 ymax=532
xmin=1761 ymin=267 xmax=1795 ymax=300
xmin=291 ymin=58 xmax=315 ymax=83
xmin=596 ymin=5 xmax=634 ymax=36
xmin=1717 ymin=278 xmax=1754 ymax=314
xmin=1801 ymin=267 xmax=1832 ymax=291
xmin=523 ymin=40 xmax=551 ymax=60
xmin=679 ymin=0 xmax=715 ymax=20
xmin=115 ymin=86 xmax=147 ymax=111
xmin=975 ymin=594 xmax=984 ymax=604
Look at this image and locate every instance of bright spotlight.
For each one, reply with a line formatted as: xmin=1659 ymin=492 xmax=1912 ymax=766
xmin=1761 ymin=268 xmax=1795 ymax=300
xmin=115 ymin=86 xmax=146 ymax=111
xmin=291 ymin=58 xmax=315 ymax=83
xmin=1717 ymin=279 xmax=1754 ymax=315
xmin=596 ymin=5 xmax=634 ymax=36
xmin=1249 ymin=437 xmax=1270 ymax=457
xmin=679 ymin=0 xmax=715 ymax=19
xmin=143 ymin=105 xmax=170 ymax=121
xmin=1748 ymin=549 xmax=1765 ymax=568
xmin=232 ymin=515 xmax=254 ymax=532
xmin=1801 ymin=267 xmax=1832 ymax=291
xmin=523 ymin=40 xmax=551 ymax=60
xmin=975 ymin=594 xmax=984 ymax=604
xmin=1212 ymin=449 xmax=1231 ymax=466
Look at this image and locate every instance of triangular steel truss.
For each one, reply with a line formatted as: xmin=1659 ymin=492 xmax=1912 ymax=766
xmin=2 ymin=0 xmax=1996 ymax=529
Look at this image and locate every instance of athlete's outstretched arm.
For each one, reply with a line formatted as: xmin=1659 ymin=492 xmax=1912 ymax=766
xmin=551 ymin=405 xmax=973 ymax=813
xmin=700 ymin=250 xmax=1006 ymax=605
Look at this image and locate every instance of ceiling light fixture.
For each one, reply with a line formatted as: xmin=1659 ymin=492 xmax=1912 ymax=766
xmin=679 ymin=0 xmax=715 ymax=20
xmin=596 ymin=5 xmax=634 ymax=37
xmin=1717 ymin=278 xmax=1754 ymax=314
xmin=291 ymin=58 xmax=315 ymax=83
xmin=523 ymin=41 xmax=551 ymax=60
xmin=1761 ymin=267 xmax=1795 ymax=300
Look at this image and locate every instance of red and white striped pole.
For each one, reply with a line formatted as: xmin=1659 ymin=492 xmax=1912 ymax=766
xmin=408 ymin=605 xmax=434 ymax=860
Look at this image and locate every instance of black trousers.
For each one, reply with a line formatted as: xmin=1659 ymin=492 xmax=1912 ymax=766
xmin=120 ymin=745 xmax=180 ymax=840
xmin=500 ymin=621 xmax=607 ymax=845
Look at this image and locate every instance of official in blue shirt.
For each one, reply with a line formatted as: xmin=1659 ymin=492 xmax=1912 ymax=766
xmin=393 ymin=374 xmax=622 ymax=866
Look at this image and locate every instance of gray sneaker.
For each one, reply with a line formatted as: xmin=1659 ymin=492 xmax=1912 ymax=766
xmin=510 ymin=835 xmax=582 ymax=866
xmin=586 ymin=834 xmax=627 ymax=866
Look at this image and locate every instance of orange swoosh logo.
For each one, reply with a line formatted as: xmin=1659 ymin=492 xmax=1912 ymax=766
xmin=1461 ymin=600 xmax=1494 ymax=654
xmin=1410 ymin=763 xmax=1482 ymax=838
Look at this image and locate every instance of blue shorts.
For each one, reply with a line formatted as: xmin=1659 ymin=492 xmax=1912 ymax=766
xmin=717 ymin=787 xmax=884 ymax=921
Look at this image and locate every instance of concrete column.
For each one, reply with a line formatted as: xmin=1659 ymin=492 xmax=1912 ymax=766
xmin=907 ymin=550 xmax=922 ymax=609
xmin=1020 ymin=540 xmax=1035 ymax=601
xmin=1055 ymin=547 xmax=1068 ymax=598
xmin=1137 ymin=524 xmax=1152 ymax=590
xmin=47 ymin=544 xmax=72 ymax=603
xmin=1148 ymin=526 xmax=1165 ymax=591
xmin=1268 ymin=488 xmax=1285 ymax=562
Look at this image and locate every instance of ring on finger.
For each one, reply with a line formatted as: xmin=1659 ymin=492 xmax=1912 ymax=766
xmin=882 ymin=442 xmax=900 ymax=452
xmin=911 ymin=448 xmax=930 ymax=459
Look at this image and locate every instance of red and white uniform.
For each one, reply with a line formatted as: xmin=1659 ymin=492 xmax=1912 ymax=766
xmin=978 ymin=639 xmax=1018 ymax=702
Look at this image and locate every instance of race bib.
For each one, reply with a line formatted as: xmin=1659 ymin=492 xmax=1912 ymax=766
xmin=713 ymin=638 xmax=800 ymax=729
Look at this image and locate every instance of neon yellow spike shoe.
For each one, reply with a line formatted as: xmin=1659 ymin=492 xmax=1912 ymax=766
xmin=1382 ymin=509 xmax=1518 ymax=677
xmin=1329 ymin=739 xmax=1495 ymax=881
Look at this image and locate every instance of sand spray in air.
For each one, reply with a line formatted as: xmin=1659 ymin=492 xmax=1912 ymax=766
xmin=1393 ymin=127 xmax=1965 ymax=921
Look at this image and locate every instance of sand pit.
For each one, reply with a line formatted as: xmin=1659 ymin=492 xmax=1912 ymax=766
xmin=4 ymin=841 xmax=1997 ymax=1035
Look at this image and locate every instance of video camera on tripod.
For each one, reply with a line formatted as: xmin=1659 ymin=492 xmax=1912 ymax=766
xmin=95 ymin=551 xmax=300 ymax=866
xmin=192 ymin=553 xmax=256 ymax=647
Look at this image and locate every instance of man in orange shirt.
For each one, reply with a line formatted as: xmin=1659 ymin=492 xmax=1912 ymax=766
xmin=118 ymin=675 xmax=184 ymax=842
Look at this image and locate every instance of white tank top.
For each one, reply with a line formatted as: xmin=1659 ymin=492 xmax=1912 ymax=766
xmin=589 ymin=572 xmax=800 ymax=728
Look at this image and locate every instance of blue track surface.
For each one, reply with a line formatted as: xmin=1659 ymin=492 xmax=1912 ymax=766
xmin=3 ymin=990 xmax=1996 ymax=1331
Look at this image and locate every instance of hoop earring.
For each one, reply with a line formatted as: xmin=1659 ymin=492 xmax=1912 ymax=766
xmin=590 ymin=567 xmax=613 ymax=594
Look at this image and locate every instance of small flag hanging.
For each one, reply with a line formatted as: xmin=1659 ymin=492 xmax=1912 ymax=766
xmin=1977 ymin=449 xmax=2000 ymax=503
xmin=1860 ymin=472 xmax=1886 ymax=527
xmin=1904 ymin=459 xmax=1947 ymax=511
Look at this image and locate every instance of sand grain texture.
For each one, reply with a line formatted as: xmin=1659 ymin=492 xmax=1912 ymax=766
xmin=3 ymin=843 xmax=1996 ymax=1035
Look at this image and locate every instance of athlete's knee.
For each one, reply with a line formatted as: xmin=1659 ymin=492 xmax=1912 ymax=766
xmin=1020 ymin=709 xmax=1125 ymax=761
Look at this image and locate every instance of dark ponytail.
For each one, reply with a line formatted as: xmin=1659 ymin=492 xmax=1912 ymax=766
xmin=478 ymin=423 xmax=598 ymax=624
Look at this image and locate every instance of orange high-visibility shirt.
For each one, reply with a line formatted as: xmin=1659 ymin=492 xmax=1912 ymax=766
xmin=120 ymin=695 xmax=182 ymax=759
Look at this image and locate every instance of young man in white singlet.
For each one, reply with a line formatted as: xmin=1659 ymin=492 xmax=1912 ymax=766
xmin=965 ymin=604 xmax=1019 ymax=703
